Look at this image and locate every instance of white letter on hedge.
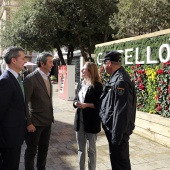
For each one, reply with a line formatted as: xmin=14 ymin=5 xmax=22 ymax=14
xmin=159 ymin=44 xmax=170 ymax=63
xmin=125 ymin=48 xmax=133 ymax=65
xmin=136 ymin=47 xmax=144 ymax=64
xmin=147 ymin=46 xmax=158 ymax=64
xmin=97 ymin=52 xmax=103 ymax=66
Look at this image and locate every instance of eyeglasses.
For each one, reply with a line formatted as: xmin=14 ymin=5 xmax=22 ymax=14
xmin=103 ymin=60 xmax=110 ymax=64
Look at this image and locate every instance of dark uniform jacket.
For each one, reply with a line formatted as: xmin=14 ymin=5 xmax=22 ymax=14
xmin=73 ymin=81 xmax=103 ymax=133
xmin=99 ymin=67 xmax=136 ymax=145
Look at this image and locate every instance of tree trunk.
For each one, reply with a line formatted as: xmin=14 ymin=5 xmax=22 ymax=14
xmin=67 ymin=44 xmax=74 ymax=65
xmin=53 ymin=42 xmax=66 ymax=65
xmin=77 ymin=35 xmax=88 ymax=61
xmin=104 ymin=25 xmax=109 ymax=42
xmin=88 ymin=37 xmax=94 ymax=62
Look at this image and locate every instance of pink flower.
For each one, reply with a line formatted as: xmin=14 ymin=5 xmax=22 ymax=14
xmin=155 ymin=95 xmax=159 ymax=100
xmin=156 ymin=105 xmax=162 ymax=111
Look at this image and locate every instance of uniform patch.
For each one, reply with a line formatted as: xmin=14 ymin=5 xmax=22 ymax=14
xmin=117 ymin=87 xmax=125 ymax=95
xmin=118 ymin=74 xmax=124 ymax=81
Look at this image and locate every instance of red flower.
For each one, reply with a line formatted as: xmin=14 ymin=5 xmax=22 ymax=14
xmin=139 ymin=83 xmax=145 ymax=90
xmin=167 ymin=96 xmax=170 ymax=102
xmin=131 ymin=66 xmax=135 ymax=70
xmin=164 ymin=61 xmax=170 ymax=66
xmin=160 ymin=91 xmax=164 ymax=95
xmin=157 ymin=87 xmax=161 ymax=91
xmin=168 ymin=85 xmax=170 ymax=93
xmin=162 ymin=63 xmax=166 ymax=68
xmin=159 ymin=81 xmax=166 ymax=85
xmin=156 ymin=69 xmax=164 ymax=74
xmin=156 ymin=105 xmax=162 ymax=111
xmin=136 ymin=64 xmax=141 ymax=68
xmin=136 ymin=70 xmax=145 ymax=74
xmin=155 ymin=95 xmax=159 ymax=100
xmin=162 ymin=61 xmax=170 ymax=67
xmin=137 ymin=78 xmax=142 ymax=82
xmin=164 ymin=107 xmax=168 ymax=110
xmin=99 ymin=66 xmax=104 ymax=72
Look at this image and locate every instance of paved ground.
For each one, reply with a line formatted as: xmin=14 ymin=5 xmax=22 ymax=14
xmin=19 ymin=84 xmax=170 ymax=170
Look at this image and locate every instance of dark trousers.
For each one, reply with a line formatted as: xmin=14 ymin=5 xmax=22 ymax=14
xmin=24 ymin=125 xmax=51 ymax=170
xmin=104 ymin=130 xmax=131 ymax=170
xmin=0 ymin=147 xmax=21 ymax=170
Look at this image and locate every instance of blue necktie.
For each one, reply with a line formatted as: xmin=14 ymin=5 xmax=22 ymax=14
xmin=17 ymin=75 xmax=25 ymax=98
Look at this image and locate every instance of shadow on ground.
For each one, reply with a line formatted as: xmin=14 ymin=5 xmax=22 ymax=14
xmin=19 ymin=120 xmax=78 ymax=170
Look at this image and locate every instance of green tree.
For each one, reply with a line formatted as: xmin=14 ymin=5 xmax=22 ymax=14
xmin=110 ymin=0 xmax=170 ymax=38
xmin=1 ymin=0 xmax=118 ymax=64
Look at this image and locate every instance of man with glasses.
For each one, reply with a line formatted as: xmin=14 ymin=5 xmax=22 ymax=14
xmin=99 ymin=51 xmax=136 ymax=170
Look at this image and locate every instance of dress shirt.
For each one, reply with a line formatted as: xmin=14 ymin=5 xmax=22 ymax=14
xmin=37 ymin=68 xmax=50 ymax=80
xmin=78 ymin=80 xmax=91 ymax=103
xmin=7 ymin=68 xmax=18 ymax=80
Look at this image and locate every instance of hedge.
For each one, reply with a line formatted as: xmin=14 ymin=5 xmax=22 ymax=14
xmin=94 ymin=31 xmax=170 ymax=118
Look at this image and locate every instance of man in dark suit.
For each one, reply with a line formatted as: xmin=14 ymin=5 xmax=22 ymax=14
xmin=0 ymin=46 xmax=26 ymax=170
xmin=24 ymin=52 xmax=54 ymax=170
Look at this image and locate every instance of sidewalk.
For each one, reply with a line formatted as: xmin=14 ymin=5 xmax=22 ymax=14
xmin=19 ymin=84 xmax=170 ymax=170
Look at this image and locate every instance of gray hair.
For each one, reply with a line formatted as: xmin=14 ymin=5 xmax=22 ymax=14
xmin=3 ymin=46 xmax=24 ymax=64
xmin=36 ymin=52 xmax=53 ymax=67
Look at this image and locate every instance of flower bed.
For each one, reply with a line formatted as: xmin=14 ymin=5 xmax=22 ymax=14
xmin=98 ymin=62 xmax=170 ymax=117
xmin=95 ymin=30 xmax=170 ymax=147
xmin=127 ymin=62 xmax=170 ymax=117
xmin=95 ymin=30 xmax=170 ymax=118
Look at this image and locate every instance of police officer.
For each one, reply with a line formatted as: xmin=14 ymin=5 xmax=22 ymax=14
xmin=99 ymin=51 xmax=136 ymax=170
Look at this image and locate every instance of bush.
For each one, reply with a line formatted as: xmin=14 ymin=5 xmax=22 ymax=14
xmin=98 ymin=62 xmax=170 ymax=117
xmin=94 ymin=32 xmax=170 ymax=117
xmin=50 ymin=75 xmax=57 ymax=81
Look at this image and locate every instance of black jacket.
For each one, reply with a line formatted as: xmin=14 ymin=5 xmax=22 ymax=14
xmin=99 ymin=67 xmax=136 ymax=145
xmin=0 ymin=70 xmax=26 ymax=148
xmin=73 ymin=81 xmax=103 ymax=133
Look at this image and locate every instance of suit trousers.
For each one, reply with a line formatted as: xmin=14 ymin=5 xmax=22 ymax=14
xmin=104 ymin=129 xmax=131 ymax=170
xmin=0 ymin=147 xmax=21 ymax=170
xmin=24 ymin=125 xmax=51 ymax=170
xmin=76 ymin=111 xmax=97 ymax=170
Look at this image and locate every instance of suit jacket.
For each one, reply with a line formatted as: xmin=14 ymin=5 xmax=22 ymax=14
xmin=73 ymin=81 xmax=103 ymax=133
xmin=23 ymin=70 xmax=54 ymax=126
xmin=0 ymin=70 xmax=26 ymax=148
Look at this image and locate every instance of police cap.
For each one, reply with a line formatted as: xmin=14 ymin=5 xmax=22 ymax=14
xmin=101 ymin=51 xmax=121 ymax=62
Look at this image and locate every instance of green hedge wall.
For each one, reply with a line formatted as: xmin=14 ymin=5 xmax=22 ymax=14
xmin=94 ymin=33 xmax=170 ymax=118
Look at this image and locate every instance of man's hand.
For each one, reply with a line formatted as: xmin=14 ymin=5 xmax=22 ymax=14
xmin=27 ymin=124 xmax=36 ymax=132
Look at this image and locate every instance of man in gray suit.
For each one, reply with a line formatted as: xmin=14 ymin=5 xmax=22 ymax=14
xmin=24 ymin=52 xmax=54 ymax=170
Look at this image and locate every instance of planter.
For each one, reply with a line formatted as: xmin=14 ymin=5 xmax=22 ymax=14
xmin=134 ymin=111 xmax=170 ymax=148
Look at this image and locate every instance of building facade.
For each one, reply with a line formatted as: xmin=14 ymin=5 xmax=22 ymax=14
xmin=0 ymin=0 xmax=19 ymax=72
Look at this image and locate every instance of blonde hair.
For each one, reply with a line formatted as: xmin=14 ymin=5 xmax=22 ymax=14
xmin=85 ymin=62 xmax=101 ymax=86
